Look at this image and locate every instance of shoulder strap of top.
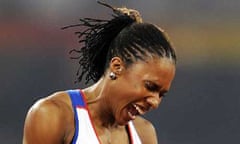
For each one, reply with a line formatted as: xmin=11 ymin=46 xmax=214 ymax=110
xmin=128 ymin=121 xmax=142 ymax=144
xmin=67 ymin=89 xmax=87 ymax=144
xmin=67 ymin=89 xmax=86 ymax=107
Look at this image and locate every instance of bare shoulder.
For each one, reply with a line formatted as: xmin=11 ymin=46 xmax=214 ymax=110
xmin=23 ymin=91 xmax=74 ymax=144
xmin=26 ymin=91 xmax=72 ymax=120
xmin=133 ymin=116 xmax=158 ymax=144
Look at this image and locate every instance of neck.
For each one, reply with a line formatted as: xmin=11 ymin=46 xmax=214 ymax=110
xmin=83 ymin=78 xmax=118 ymax=128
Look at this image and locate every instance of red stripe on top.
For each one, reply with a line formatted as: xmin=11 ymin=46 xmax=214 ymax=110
xmin=79 ymin=90 xmax=102 ymax=144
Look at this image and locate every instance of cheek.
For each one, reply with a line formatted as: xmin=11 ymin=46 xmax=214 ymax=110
xmin=120 ymin=83 xmax=144 ymax=100
xmin=114 ymin=74 xmax=146 ymax=105
xmin=112 ymin=86 xmax=142 ymax=107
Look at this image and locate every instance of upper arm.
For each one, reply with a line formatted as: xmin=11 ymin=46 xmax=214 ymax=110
xmin=23 ymin=98 xmax=66 ymax=144
xmin=133 ymin=116 xmax=158 ymax=144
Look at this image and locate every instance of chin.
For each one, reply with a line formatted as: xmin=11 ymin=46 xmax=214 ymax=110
xmin=117 ymin=121 xmax=128 ymax=126
xmin=115 ymin=117 xmax=130 ymax=126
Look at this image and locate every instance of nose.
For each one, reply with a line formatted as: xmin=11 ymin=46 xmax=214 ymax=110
xmin=146 ymin=96 xmax=161 ymax=109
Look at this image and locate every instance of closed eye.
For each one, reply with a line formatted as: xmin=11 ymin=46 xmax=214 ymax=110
xmin=144 ymin=80 xmax=160 ymax=92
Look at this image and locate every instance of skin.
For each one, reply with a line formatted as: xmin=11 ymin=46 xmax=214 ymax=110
xmin=23 ymin=56 xmax=175 ymax=144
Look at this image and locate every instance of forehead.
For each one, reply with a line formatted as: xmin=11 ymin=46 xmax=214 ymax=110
xmin=125 ymin=57 xmax=176 ymax=83
xmin=127 ymin=57 xmax=175 ymax=72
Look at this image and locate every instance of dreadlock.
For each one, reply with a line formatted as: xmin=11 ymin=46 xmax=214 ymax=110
xmin=62 ymin=1 xmax=176 ymax=84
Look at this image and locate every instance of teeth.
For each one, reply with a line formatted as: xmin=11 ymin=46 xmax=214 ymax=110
xmin=128 ymin=103 xmax=146 ymax=120
xmin=133 ymin=104 xmax=145 ymax=115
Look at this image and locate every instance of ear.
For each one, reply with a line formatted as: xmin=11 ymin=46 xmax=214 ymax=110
xmin=109 ymin=57 xmax=125 ymax=76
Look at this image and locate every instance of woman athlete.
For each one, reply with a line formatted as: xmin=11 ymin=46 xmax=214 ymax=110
xmin=23 ymin=1 xmax=176 ymax=144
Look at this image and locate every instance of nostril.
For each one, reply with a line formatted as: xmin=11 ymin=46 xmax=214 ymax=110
xmin=146 ymin=98 xmax=160 ymax=109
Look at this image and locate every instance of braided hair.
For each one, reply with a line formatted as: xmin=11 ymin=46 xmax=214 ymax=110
xmin=62 ymin=1 xmax=176 ymax=84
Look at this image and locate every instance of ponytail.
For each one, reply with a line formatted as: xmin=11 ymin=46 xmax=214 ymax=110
xmin=62 ymin=1 xmax=143 ymax=84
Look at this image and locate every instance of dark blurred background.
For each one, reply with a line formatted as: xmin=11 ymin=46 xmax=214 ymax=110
xmin=1 ymin=0 xmax=240 ymax=143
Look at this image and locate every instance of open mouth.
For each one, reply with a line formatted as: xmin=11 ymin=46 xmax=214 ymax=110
xmin=127 ymin=103 xmax=146 ymax=120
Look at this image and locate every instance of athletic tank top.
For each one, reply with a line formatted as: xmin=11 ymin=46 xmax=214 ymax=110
xmin=67 ymin=89 xmax=142 ymax=144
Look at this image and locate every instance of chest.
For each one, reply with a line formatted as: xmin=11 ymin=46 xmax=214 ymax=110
xmin=64 ymin=126 xmax=130 ymax=144
xmin=97 ymin=127 xmax=130 ymax=144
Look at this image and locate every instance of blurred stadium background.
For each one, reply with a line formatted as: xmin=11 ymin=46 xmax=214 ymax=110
xmin=0 ymin=0 xmax=240 ymax=143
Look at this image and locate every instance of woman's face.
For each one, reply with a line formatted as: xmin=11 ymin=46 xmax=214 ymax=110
xmin=109 ymin=57 xmax=176 ymax=125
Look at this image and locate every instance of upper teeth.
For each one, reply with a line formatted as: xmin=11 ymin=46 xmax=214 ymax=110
xmin=133 ymin=104 xmax=144 ymax=115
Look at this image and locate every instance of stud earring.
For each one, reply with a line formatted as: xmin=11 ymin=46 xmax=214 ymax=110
xmin=109 ymin=72 xmax=117 ymax=80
